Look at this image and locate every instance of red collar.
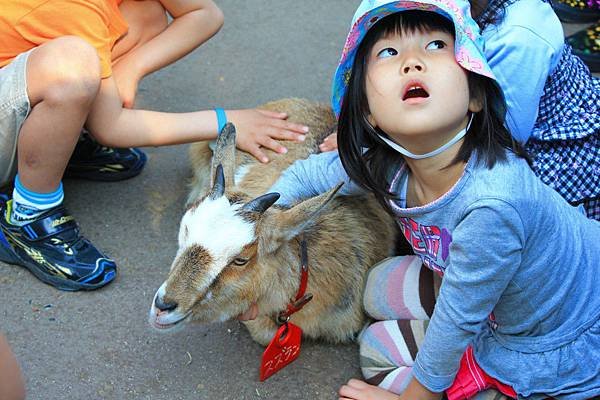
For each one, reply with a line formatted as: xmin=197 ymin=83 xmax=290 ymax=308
xmin=277 ymin=237 xmax=313 ymax=324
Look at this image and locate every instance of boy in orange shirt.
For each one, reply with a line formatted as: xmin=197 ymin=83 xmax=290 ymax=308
xmin=0 ymin=0 xmax=308 ymax=291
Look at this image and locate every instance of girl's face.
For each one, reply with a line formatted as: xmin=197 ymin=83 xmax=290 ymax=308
xmin=365 ymin=27 xmax=481 ymax=154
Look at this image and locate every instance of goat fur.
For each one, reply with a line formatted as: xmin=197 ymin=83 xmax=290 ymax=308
xmin=165 ymin=98 xmax=398 ymax=345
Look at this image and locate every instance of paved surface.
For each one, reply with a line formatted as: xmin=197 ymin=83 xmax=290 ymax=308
xmin=2 ymin=2 xmax=358 ymax=399
xmin=1 ymin=2 xmax=596 ymax=399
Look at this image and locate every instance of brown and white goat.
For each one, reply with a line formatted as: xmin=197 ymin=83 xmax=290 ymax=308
xmin=149 ymin=98 xmax=397 ymax=345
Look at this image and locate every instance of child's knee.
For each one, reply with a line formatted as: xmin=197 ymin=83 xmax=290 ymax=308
xmin=29 ymin=36 xmax=101 ymax=105
xmin=363 ymin=256 xmax=422 ymax=318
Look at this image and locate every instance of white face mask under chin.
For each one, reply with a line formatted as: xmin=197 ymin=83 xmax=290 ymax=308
xmin=377 ymin=114 xmax=474 ymax=160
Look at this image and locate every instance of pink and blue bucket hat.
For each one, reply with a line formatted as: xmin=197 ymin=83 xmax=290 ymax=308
xmin=331 ymin=0 xmax=496 ymax=117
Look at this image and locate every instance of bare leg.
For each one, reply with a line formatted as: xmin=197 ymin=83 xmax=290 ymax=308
xmin=17 ymin=36 xmax=101 ymax=192
xmin=0 ymin=334 xmax=25 ymax=400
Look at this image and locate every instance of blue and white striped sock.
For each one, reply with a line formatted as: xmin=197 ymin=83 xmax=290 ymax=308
xmin=10 ymin=174 xmax=64 ymax=225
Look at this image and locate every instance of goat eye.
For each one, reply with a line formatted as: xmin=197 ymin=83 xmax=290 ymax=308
xmin=232 ymin=257 xmax=249 ymax=266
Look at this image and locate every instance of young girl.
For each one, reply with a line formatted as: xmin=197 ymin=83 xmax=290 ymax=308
xmin=270 ymin=1 xmax=600 ymax=399
xmin=320 ymin=0 xmax=600 ymax=222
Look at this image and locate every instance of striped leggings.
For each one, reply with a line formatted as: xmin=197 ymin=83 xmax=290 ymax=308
xmin=359 ymin=256 xmax=508 ymax=400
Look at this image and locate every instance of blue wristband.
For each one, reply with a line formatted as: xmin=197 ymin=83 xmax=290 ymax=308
xmin=214 ymin=108 xmax=227 ymax=135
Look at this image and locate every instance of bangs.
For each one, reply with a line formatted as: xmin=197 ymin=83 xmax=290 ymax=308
xmin=362 ymin=10 xmax=455 ymax=51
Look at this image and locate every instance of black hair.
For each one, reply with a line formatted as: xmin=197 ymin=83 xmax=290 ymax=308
xmin=471 ymin=0 xmax=549 ymax=30
xmin=336 ymin=10 xmax=528 ymax=212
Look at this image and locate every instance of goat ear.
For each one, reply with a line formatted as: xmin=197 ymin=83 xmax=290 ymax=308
xmin=210 ymin=123 xmax=236 ymax=188
xmin=258 ymin=182 xmax=344 ymax=254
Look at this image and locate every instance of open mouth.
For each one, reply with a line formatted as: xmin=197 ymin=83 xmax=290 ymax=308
xmin=151 ymin=313 xmax=190 ymax=329
xmin=149 ymin=308 xmax=192 ymax=330
xmin=402 ymin=83 xmax=430 ymax=101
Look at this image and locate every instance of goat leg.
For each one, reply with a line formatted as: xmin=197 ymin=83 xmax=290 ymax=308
xmin=242 ymin=316 xmax=279 ymax=347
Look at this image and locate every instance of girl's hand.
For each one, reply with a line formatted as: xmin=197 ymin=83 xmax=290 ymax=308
xmin=339 ymin=379 xmax=401 ymax=400
xmin=226 ymin=109 xmax=308 ymax=163
xmin=339 ymin=378 xmax=442 ymax=400
xmin=319 ymin=131 xmax=338 ymax=152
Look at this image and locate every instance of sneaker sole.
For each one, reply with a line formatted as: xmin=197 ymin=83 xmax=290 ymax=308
xmin=0 ymin=241 xmax=116 ymax=291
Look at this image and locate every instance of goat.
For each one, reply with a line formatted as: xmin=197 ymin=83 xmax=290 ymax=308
xmin=149 ymin=98 xmax=397 ymax=346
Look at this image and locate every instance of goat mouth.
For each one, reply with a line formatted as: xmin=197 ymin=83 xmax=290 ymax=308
xmin=149 ymin=309 xmax=191 ymax=331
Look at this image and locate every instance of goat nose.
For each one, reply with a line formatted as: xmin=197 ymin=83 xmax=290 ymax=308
xmin=154 ymin=296 xmax=178 ymax=312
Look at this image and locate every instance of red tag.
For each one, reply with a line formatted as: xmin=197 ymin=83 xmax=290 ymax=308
xmin=259 ymin=322 xmax=302 ymax=381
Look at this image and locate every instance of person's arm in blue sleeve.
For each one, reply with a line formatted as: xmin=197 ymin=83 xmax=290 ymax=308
xmin=412 ymin=200 xmax=525 ymax=391
xmin=269 ymin=151 xmax=364 ymax=206
xmin=482 ymin=3 xmax=563 ymax=143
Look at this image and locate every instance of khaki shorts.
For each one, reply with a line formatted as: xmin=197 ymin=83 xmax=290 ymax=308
xmin=0 ymin=51 xmax=31 ymax=187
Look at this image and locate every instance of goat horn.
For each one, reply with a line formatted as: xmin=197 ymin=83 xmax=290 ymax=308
xmin=241 ymin=192 xmax=280 ymax=214
xmin=209 ymin=164 xmax=225 ymax=199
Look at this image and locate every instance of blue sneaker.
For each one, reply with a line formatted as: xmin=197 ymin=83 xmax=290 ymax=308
xmin=0 ymin=197 xmax=116 ymax=291
xmin=65 ymin=132 xmax=147 ymax=181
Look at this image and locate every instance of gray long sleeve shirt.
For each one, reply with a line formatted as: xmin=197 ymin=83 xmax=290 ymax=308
xmin=270 ymin=151 xmax=600 ymax=398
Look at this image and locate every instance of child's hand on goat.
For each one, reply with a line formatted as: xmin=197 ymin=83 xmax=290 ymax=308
xmin=227 ymin=109 xmax=308 ymax=163
xmin=319 ymin=131 xmax=338 ymax=152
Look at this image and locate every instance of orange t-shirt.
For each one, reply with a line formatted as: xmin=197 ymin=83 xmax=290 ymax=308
xmin=0 ymin=0 xmax=128 ymax=78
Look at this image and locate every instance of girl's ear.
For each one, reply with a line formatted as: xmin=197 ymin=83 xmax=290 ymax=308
xmin=468 ymin=94 xmax=484 ymax=113
xmin=468 ymin=84 xmax=484 ymax=113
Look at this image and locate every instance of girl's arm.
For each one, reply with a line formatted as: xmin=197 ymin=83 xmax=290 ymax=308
xmin=399 ymin=379 xmax=442 ymax=400
xmin=482 ymin=0 xmax=564 ymax=143
xmin=412 ymin=200 xmax=524 ymax=392
xmin=269 ymin=151 xmax=364 ymax=206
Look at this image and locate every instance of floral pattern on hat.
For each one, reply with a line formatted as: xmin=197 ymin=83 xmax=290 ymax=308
xmin=331 ymin=0 xmax=496 ymax=117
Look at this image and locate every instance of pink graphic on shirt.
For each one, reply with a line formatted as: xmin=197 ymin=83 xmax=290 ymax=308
xmin=397 ymin=217 xmax=452 ymax=273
